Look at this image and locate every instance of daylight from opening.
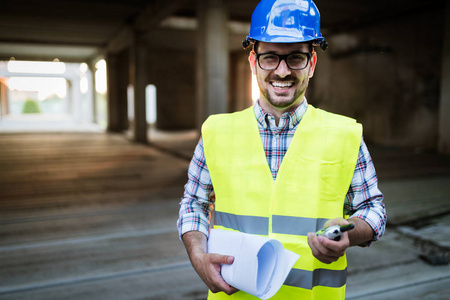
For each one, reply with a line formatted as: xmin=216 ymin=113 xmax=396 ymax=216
xmin=1 ymin=60 xmax=69 ymax=115
xmin=0 ymin=59 xmax=104 ymax=131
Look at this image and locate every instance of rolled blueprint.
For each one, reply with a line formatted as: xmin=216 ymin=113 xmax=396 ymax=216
xmin=207 ymin=229 xmax=300 ymax=299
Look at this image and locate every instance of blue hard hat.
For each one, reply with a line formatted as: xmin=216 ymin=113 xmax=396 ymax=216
xmin=243 ymin=0 xmax=328 ymax=50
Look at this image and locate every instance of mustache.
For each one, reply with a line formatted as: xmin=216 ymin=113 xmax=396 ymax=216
xmin=266 ymin=75 xmax=298 ymax=82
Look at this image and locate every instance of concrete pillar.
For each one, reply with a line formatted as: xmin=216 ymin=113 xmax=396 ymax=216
xmin=88 ymin=62 xmax=97 ymax=123
xmin=71 ymin=76 xmax=81 ymax=122
xmin=230 ymin=51 xmax=253 ymax=112
xmin=439 ymin=0 xmax=450 ymax=154
xmin=66 ymin=80 xmax=72 ymax=114
xmin=84 ymin=68 xmax=94 ymax=123
xmin=106 ymin=52 xmax=122 ymax=131
xmin=106 ymin=51 xmax=129 ymax=131
xmin=196 ymin=0 xmax=229 ymax=128
xmin=0 ymin=80 xmax=8 ymax=116
xmin=130 ymin=33 xmax=148 ymax=144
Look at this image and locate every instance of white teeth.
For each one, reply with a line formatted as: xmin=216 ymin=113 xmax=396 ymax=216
xmin=272 ymin=82 xmax=293 ymax=88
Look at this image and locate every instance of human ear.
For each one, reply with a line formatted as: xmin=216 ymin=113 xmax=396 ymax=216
xmin=308 ymin=52 xmax=317 ymax=78
xmin=248 ymin=52 xmax=257 ymax=75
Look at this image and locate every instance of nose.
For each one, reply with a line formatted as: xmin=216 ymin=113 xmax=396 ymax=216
xmin=274 ymin=58 xmax=291 ymax=78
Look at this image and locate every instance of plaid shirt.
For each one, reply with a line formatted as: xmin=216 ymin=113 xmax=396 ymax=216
xmin=177 ymin=100 xmax=386 ymax=244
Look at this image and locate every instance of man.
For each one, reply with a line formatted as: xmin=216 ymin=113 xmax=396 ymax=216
xmin=177 ymin=0 xmax=386 ymax=299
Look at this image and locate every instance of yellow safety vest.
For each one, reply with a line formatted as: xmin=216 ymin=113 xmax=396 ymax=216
xmin=202 ymin=105 xmax=362 ymax=299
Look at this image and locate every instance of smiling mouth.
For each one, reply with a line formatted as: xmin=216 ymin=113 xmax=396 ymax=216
xmin=271 ymin=81 xmax=294 ymax=89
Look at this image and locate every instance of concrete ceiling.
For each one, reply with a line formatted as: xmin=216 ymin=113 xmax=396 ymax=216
xmin=0 ymin=0 xmax=444 ymax=63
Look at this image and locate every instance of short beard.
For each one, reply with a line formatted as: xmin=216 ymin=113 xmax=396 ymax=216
xmin=260 ymin=75 xmax=306 ymax=109
xmin=266 ymin=92 xmax=303 ymax=109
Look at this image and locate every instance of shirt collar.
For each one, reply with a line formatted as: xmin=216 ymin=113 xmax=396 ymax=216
xmin=254 ymin=98 xmax=308 ymax=129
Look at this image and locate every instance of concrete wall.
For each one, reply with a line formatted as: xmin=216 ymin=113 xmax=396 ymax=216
xmin=146 ymin=48 xmax=251 ymax=131
xmin=439 ymin=0 xmax=450 ymax=154
xmin=309 ymin=9 xmax=444 ymax=150
xmin=230 ymin=50 xmax=253 ymax=112
xmin=137 ymin=5 xmax=446 ymax=151
xmin=147 ymin=49 xmax=197 ymax=130
xmin=106 ymin=49 xmax=129 ymax=132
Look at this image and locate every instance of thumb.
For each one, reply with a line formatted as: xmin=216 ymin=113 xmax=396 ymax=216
xmin=210 ymin=254 xmax=234 ymax=265
xmin=324 ymin=217 xmax=349 ymax=228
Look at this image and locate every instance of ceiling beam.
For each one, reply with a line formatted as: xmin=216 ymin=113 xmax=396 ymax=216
xmin=0 ymin=42 xmax=99 ymax=63
xmin=0 ymin=54 xmax=94 ymax=64
xmin=133 ymin=0 xmax=192 ymax=32
xmin=106 ymin=26 xmax=133 ymax=54
xmin=106 ymin=0 xmax=191 ymax=53
xmin=0 ymin=38 xmax=101 ymax=48
xmin=322 ymin=0 xmax=445 ymax=36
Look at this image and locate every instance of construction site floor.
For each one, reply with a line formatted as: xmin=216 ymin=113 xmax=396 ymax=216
xmin=0 ymin=128 xmax=449 ymax=299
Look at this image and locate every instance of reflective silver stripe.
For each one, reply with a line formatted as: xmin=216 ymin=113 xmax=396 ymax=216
xmin=272 ymin=215 xmax=329 ymax=235
xmin=215 ymin=213 xmax=329 ymax=236
xmin=214 ymin=211 xmax=268 ymax=235
xmin=284 ymin=268 xmax=347 ymax=289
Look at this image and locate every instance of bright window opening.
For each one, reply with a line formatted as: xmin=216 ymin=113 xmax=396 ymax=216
xmin=146 ymin=84 xmax=157 ymax=125
xmin=95 ymin=59 xmax=107 ymax=95
xmin=7 ymin=60 xmax=66 ymax=74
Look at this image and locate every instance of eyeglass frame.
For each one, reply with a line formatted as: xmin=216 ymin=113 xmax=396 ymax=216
xmin=253 ymin=51 xmax=312 ymax=71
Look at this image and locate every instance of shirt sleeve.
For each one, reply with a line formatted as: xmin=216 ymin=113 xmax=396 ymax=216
xmin=177 ymin=137 xmax=214 ymax=239
xmin=345 ymin=137 xmax=387 ymax=246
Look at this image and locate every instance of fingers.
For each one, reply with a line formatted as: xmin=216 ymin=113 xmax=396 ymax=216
xmin=221 ymin=285 xmax=240 ymax=295
xmin=198 ymin=253 xmax=239 ymax=295
xmin=324 ymin=233 xmax=349 ymax=253
xmin=310 ymin=217 xmax=351 ymax=264
xmin=307 ymin=233 xmax=337 ymax=264
xmin=208 ymin=273 xmax=238 ymax=295
xmin=323 ymin=217 xmax=349 ymax=228
xmin=209 ymin=253 xmax=234 ymax=265
xmin=211 ymin=255 xmax=239 ymax=295
xmin=307 ymin=232 xmax=349 ymax=264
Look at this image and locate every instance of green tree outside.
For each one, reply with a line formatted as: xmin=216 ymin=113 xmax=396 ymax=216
xmin=22 ymin=99 xmax=41 ymax=114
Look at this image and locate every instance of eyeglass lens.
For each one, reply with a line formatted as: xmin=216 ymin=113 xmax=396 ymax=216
xmin=258 ymin=53 xmax=310 ymax=70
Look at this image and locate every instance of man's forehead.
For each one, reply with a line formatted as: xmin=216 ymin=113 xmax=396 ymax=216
xmin=258 ymin=41 xmax=310 ymax=52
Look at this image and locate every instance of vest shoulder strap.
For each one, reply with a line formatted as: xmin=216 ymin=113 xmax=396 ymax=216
xmin=305 ymin=105 xmax=359 ymax=128
xmin=202 ymin=107 xmax=254 ymax=138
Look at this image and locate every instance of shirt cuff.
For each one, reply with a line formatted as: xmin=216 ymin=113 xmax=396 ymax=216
xmin=177 ymin=212 xmax=210 ymax=240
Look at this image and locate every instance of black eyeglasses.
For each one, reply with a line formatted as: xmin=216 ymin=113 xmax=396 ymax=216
xmin=254 ymin=52 xmax=312 ymax=70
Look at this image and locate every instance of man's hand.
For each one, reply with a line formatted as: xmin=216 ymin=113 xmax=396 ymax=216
xmin=307 ymin=218 xmax=350 ymax=264
xmin=190 ymin=251 xmax=239 ymax=295
xmin=182 ymin=231 xmax=239 ymax=295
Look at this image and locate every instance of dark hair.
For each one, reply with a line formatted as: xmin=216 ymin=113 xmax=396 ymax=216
xmin=252 ymin=41 xmax=259 ymax=53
